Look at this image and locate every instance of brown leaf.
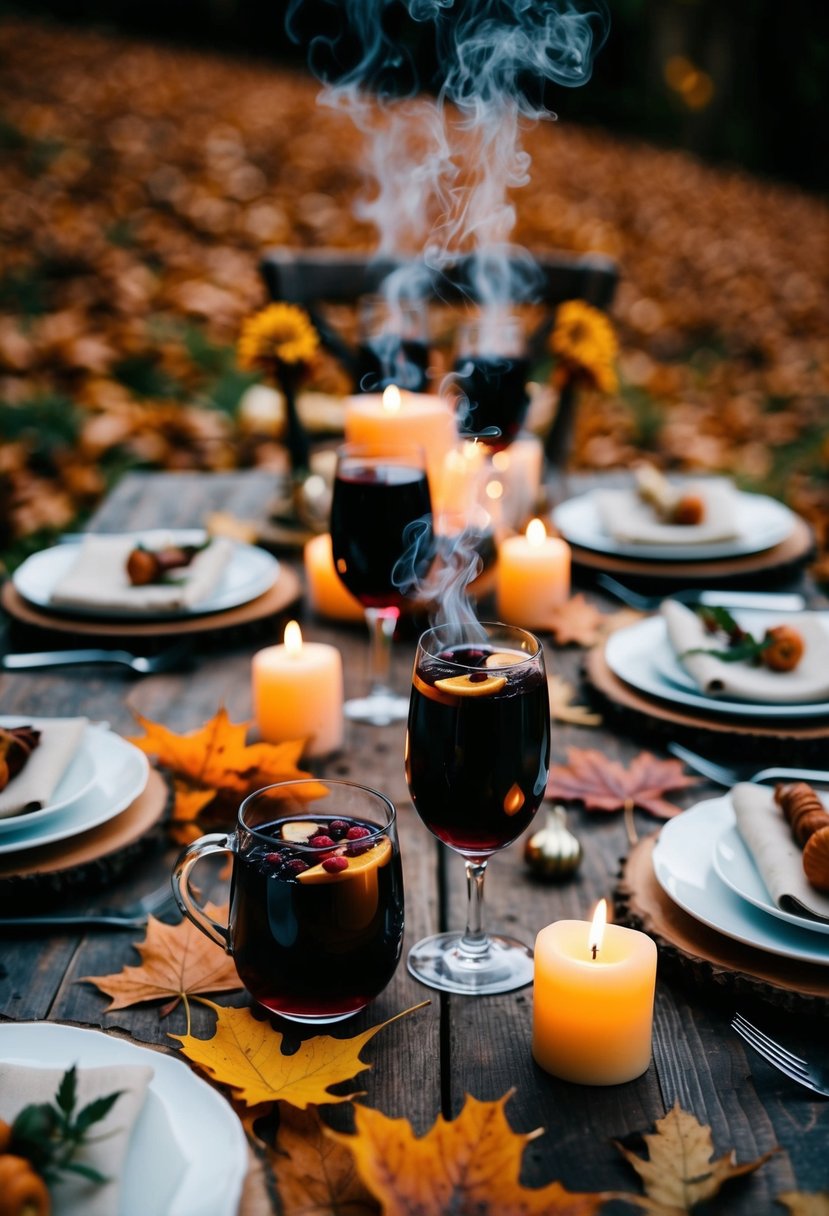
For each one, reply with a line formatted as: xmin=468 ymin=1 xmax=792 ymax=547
xmin=547 ymin=748 xmax=697 ymax=819
xmin=329 ymin=1092 xmax=610 ymax=1215
xmin=267 ymin=1104 xmax=379 ymax=1216
xmin=776 ymin=1194 xmax=829 ymax=1216
xmin=615 ymin=1102 xmax=776 ymax=1213
xmin=545 ymin=594 xmax=606 ymax=646
xmin=547 ymin=674 xmax=603 ymax=727
xmin=82 ymin=904 xmax=241 ymax=1014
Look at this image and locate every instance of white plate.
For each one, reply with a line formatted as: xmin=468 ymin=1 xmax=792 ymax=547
xmin=605 ymin=612 xmax=829 ymax=719
xmin=0 ymin=726 xmax=148 ymax=854
xmin=0 ymin=1022 xmax=247 ymax=1216
xmin=13 ymin=530 xmax=279 ymax=620
xmin=713 ymin=820 xmax=829 ymax=937
xmin=653 ymin=796 xmax=829 ymax=966
xmin=552 ymin=489 xmax=796 ymax=561
xmin=0 ymin=716 xmax=96 ymax=833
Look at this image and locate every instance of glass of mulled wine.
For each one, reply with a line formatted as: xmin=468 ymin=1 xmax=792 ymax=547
xmin=355 ymin=296 xmax=430 ymax=394
xmin=405 ymin=622 xmax=550 ymax=994
xmin=172 ymin=779 xmax=404 ymax=1024
xmin=453 ymin=315 xmax=530 ymax=451
xmin=330 ymin=441 xmax=433 ymax=725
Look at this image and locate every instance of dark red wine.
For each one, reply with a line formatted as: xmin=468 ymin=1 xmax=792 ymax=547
xmin=405 ymin=644 xmax=550 ymax=858
xmin=356 ymin=336 xmax=430 ymax=393
xmin=229 ymin=814 xmax=404 ymax=1020
xmin=330 ymin=460 xmax=433 ymax=608
xmin=454 ymin=354 xmax=530 ymax=450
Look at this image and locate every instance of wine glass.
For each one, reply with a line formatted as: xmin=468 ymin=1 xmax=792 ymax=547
xmin=404 ymin=621 xmax=550 ymax=994
xmin=356 ymin=296 xmax=430 ymax=394
xmin=330 ymin=441 xmax=433 ymax=725
xmin=453 ymin=314 xmax=530 ymax=450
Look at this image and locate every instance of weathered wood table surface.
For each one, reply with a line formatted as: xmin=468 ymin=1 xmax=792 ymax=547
xmin=1 ymin=470 xmax=827 ymax=1211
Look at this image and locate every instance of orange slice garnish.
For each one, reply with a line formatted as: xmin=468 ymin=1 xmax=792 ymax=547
xmin=434 ymin=674 xmax=507 ymax=697
xmin=296 ymin=835 xmax=392 ymax=884
xmin=485 ymin=650 xmax=524 ymax=669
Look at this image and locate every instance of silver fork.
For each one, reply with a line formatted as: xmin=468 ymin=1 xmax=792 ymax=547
xmin=666 ymin=742 xmax=829 ymax=788
xmin=1 ymin=641 xmax=193 ymax=676
xmin=0 ymin=881 xmax=179 ymax=931
xmin=596 ymin=573 xmax=805 ymax=613
xmin=732 ymin=1013 xmax=829 ymax=1097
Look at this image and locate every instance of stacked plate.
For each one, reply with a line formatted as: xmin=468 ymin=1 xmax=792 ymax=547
xmin=653 ymin=793 xmax=829 ymax=967
xmin=0 ymin=716 xmax=150 ymax=859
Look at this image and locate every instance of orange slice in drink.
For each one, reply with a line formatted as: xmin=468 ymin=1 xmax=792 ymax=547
xmin=296 ymin=835 xmax=392 ymax=884
xmin=434 ymin=674 xmax=507 ymax=697
xmin=485 ymin=650 xmax=524 ymax=669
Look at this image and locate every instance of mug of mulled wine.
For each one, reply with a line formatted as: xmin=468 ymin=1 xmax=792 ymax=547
xmin=453 ymin=315 xmax=529 ymax=450
xmin=171 ymin=779 xmax=404 ymax=1024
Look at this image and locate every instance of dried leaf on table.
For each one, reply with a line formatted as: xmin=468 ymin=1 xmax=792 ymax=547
xmin=169 ymin=780 xmax=218 ymax=845
xmin=545 ymin=594 xmax=607 ymax=646
xmin=265 ymin=1103 xmax=379 ymax=1216
xmin=776 ymin=1194 xmax=829 ymax=1216
xmin=547 ymin=748 xmax=697 ymax=820
xmin=615 ymin=1102 xmax=776 ymax=1214
xmin=329 ymin=1092 xmax=610 ymax=1215
xmin=547 ymin=674 xmax=602 ymax=727
xmin=81 ymin=904 xmax=240 ymax=1015
xmin=172 ymin=1001 xmax=428 ymax=1110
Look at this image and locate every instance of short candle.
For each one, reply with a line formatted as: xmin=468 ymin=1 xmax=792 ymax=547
xmin=496 ymin=518 xmax=571 ymax=629
xmin=304 ymin=532 xmax=364 ymax=623
xmin=252 ymin=621 xmax=344 ymax=758
xmin=532 ymin=900 xmax=657 ymax=1086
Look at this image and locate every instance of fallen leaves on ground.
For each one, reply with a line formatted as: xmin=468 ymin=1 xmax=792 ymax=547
xmin=82 ymin=904 xmax=241 ymax=1016
xmin=265 ymin=1104 xmax=379 ymax=1216
xmin=547 ymin=748 xmax=697 ymax=819
xmin=615 ymin=1102 xmax=776 ymax=1214
xmin=172 ymin=1001 xmax=428 ymax=1110
xmin=328 ymin=1092 xmax=610 ymax=1215
xmin=776 ymin=1194 xmax=829 ymax=1216
xmin=547 ymin=674 xmax=603 ymax=727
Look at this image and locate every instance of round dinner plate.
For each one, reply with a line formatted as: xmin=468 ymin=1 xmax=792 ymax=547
xmin=605 ymin=612 xmax=829 ymax=719
xmin=0 ymin=1022 xmax=247 ymax=1216
xmin=13 ymin=530 xmax=279 ymax=620
xmin=652 ymin=796 xmax=829 ymax=966
xmin=0 ymin=716 xmax=96 ymax=833
xmin=0 ymin=726 xmax=148 ymax=854
xmin=552 ymin=489 xmax=796 ymax=561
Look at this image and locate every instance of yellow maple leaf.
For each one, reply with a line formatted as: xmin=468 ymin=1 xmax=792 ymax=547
xmin=615 ymin=1102 xmax=776 ymax=1213
xmin=172 ymin=1001 xmax=428 ymax=1109
xmin=82 ymin=904 xmax=241 ymax=1015
xmin=329 ymin=1092 xmax=610 ymax=1215
xmin=170 ymin=780 xmax=218 ymax=845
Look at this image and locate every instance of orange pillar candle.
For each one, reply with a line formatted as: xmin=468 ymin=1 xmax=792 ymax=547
xmin=532 ymin=901 xmax=657 ymax=1086
xmin=496 ymin=518 xmax=570 ymax=629
xmin=344 ymin=384 xmax=457 ymax=491
xmin=252 ymin=622 xmax=344 ymax=758
xmin=304 ymin=533 xmax=364 ymax=623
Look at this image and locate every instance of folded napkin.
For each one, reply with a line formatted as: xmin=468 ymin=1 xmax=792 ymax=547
xmin=732 ymin=782 xmax=829 ymax=922
xmin=662 ymin=600 xmax=829 ymax=703
xmin=0 ymin=717 xmax=87 ymax=819
xmin=0 ymin=1061 xmax=153 ymax=1216
xmin=594 ymin=481 xmax=740 ymax=546
xmin=49 ymin=534 xmax=234 ymax=615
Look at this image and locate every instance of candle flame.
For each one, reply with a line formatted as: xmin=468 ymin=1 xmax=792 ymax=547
xmin=284 ymin=620 xmax=303 ymax=656
xmin=382 ymin=384 xmax=402 ymax=413
xmin=526 ymin=518 xmax=547 ymax=546
xmin=588 ymin=899 xmax=607 ymax=959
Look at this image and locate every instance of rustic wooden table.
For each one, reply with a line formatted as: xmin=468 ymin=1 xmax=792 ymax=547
xmin=1 ymin=470 xmax=827 ymax=1210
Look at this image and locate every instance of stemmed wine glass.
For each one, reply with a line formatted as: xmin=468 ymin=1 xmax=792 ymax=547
xmin=330 ymin=442 xmax=433 ymax=725
xmin=404 ymin=621 xmax=550 ymax=993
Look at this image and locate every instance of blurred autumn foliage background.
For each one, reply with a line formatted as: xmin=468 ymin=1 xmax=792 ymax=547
xmin=0 ymin=4 xmax=827 ymax=579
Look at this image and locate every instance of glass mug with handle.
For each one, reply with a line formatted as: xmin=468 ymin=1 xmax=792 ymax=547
xmin=172 ymin=779 xmax=405 ymax=1024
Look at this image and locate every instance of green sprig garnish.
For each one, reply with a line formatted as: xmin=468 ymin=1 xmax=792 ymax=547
xmin=681 ymin=605 xmax=772 ymax=666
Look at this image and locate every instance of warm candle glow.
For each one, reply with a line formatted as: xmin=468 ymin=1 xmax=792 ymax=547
xmin=284 ymin=620 xmax=303 ymax=656
xmin=526 ymin=517 xmax=547 ymax=547
xmin=486 ymin=479 xmax=504 ymax=500
xmin=382 ymin=384 xmax=401 ymax=413
xmin=588 ymin=899 xmax=607 ymax=959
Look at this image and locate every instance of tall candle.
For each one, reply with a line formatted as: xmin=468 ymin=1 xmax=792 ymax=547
xmin=490 ymin=433 xmax=544 ymax=528
xmin=304 ymin=533 xmax=364 ymax=623
xmin=532 ymin=901 xmax=657 ymax=1086
xmin=344 ymin=384 xmax=457 ymax=490
xmin=252 ymin=621 xmax=344 ymax=758
xmin=496 ymin=518 xmax=570 ymax=629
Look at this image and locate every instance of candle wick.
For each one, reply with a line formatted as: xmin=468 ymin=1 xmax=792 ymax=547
xmin=591 ymin=944 xmax=598 ymax=960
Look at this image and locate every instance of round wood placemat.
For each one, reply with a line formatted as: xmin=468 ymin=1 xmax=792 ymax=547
xmin=0 ymin=565 xmax=302 ymax=645
xmin=614 ymin=833 xmax=829 ymax=1013
xmin=0 ymin=769 xmax=169 ymax=908
xmin=570 ymin=514 xmax=814 ymax=588
xmin=584 ymin=643 xmax=829 ymax=764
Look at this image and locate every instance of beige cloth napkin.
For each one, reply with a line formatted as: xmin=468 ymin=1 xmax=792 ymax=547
xmin=662 ymin=600 xmax=829 ymax=703
xmin=0 ymin=1061 xmax=153 ymax=1216
xmin=0 ymin=717 xmax=88 ymax=819
xmin=594 ymin=481 xmax=739 ymax=545
xmin=49 ymin=534 xmax=234 ymax=615
xmin=732 ymin=782 xmax=829 ymax=922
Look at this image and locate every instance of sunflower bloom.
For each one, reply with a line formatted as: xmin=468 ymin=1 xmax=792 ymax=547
xmin=551 ymin=300 xmax=618 ymax=394
xmin=237 ymin=303 xmax=319 ymax=372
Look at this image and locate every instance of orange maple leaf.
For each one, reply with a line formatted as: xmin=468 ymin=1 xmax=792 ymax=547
xmin=547 ymin=748 xmax=697 ymax=820
xmin=329 ymin=1092 xmax=609 ymax=1215
xmin=265 ymin=1104 xmax=379 ymax=1215
xmin=170 ymin=780 xmax=217 ymax=845
xmin=82 ymin=904 xmax=241 ymax=1015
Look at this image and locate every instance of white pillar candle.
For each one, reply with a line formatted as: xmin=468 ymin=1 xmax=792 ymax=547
xmin=304 ymin=533 xmax=365 ymax=623
xmin=252 ymin=621 xmax=344 ymax=758
xmin=496 ymin=518 xmax=571 ymax=629
xmin=532 ymin=901 xmax=657 ymax=1086
xmin=344 ymin=384 xmax=457 ymax=491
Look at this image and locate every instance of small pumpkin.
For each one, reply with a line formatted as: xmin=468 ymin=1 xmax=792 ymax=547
xmin=524 ymin=805 xmax=582 ymax=880
xmin=0 ymin=1154 xmax=51 ymax=1216
xmin=0 ymin=1119 xmax=12 ymax=1153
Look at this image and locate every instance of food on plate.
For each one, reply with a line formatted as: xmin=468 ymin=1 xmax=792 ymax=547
xmin=803 ymin=828 xmax=829 ymax=893
xmin=689 ymin=606 xmax=805 ymax=673
xmin=761 ymin=624 xmax=806 ymax=672
xmin=126 ymin=541 xmax=205 ymax=586
xmin=0 ymin=1153 xmax=50 ymax=1216
xmin=0 ymin=725 xmax=40 ymax=794
xmin=635 ymin=464 xmax=707 ymax=526
xmin=775 ymin=781 xmax=829 ymax=893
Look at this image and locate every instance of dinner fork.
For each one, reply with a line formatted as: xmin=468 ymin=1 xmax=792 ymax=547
xmin=1 ymin=641 xmax=193 ymax=676
xmin=0 ymin=881 xmax=179 ymax=932
xmin=732 ymin=1013 xmax=829 ymax=1097
xmin=666 ymin=742 xmax=829 ymax=788
xmin=595 ymin=573 xmax=805 ymax=614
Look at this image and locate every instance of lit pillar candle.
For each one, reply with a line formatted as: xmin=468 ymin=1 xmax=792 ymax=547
xmin=532 ymin=900 xmax=657 ymax=1086
xmin=304 ymin=533 xmax=364 ymax=623
xmin=496 ymin=518 xmax=570 ymax=629
xmin=490 ymin=432 xmax=544 ymax=528
xmin=344 ymin=384 xmax=457 ymax=491
xmin=252 ymin=621 xmax=344 ymax=757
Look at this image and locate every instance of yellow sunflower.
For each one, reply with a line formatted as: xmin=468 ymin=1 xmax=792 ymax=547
xmin=550 ymin=300 xmax=618 ymax=394
xmin=237 ymin=303 xmax=319 ymax=371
